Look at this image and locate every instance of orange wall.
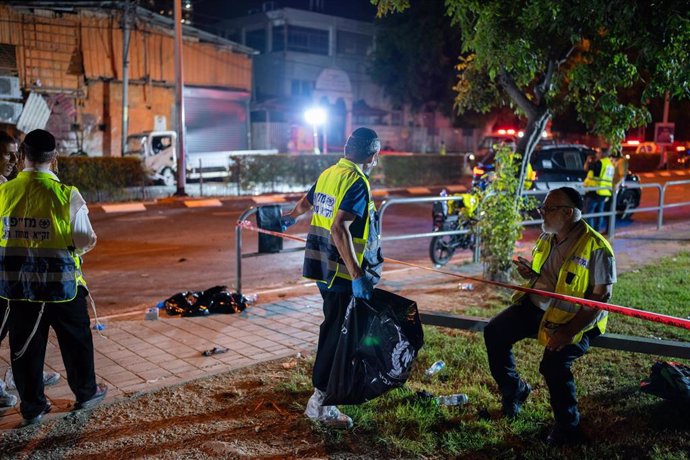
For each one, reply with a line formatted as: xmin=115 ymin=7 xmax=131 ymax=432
xmin=0 ymin=5 xmax=252 ymax=155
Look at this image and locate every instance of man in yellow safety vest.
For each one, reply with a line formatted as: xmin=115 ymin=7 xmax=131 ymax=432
xmin=281 ymin=127 xmax=384 ymax=429
xmin=583 ymin=148 xmax=615 ymax=232
xmin=483 ymin=186 xmax=616 ymax=446
xmin=0 ymin=129 xmax=107 ymax=427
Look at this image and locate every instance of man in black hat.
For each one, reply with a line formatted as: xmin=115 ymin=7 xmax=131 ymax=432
xmin=483 ymin=186 xmax=616 ymax=446
xmin=0 ymin=129 xmax=106 ymax=427
xmin=282 ymin=127 xmax=384 ymax=429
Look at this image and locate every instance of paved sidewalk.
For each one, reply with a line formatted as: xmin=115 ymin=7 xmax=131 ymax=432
xmin=0 ymin=295 xmax=324 ymax=429
xmin=1 ymin=220 xmax=688 ymax=430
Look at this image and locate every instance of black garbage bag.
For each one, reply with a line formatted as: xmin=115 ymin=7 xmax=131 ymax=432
xmin=208 ymin=290 xmax=248 ymax=314
xmin=640 ymin=361 xmax=690 ymax=403
xmin=323 ymin=289 xmax=424 ymax=406
xmin=163 ymin=286 xmax=248 ymax=316
xmin=164 ymin=291 xmax=209 ymax=317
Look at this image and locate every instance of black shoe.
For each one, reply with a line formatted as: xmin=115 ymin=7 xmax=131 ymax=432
xmin=74 ymin=384 xmax=108 ymax=410
xmin=546 ymin=425 xmax=588 ymax=446
xmin=502 ymin=381 xmax=532 ymax=419
xmin=19 ymin=402 xmax=52 ymax=427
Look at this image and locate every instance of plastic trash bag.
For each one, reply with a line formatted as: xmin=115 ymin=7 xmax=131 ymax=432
xmin=164 ymin=291 xmax=209 ymax=317
xmin=640 ymin=361 xmax=690 ymax=403
xmin=323 ymin=289 xmax=424 ymax=406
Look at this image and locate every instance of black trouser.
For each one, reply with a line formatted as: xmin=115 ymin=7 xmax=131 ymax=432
xmin=585 ymin=192 xmax=609 ymax=232
xmin=8 ymin=287 xmax=97 ymax=419
xmin=312 ymin=290 xmax=351 ymax=392
xmin=483 ymin=298 xmax=599 ymax=429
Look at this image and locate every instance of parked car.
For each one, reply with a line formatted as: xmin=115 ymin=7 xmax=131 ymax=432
xmin=472 ymin=144 xmax=642 ymax=219
xmin=530 ymin=144 xmax=641 ymax=219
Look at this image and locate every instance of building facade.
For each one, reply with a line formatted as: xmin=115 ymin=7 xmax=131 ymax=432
xmin=0 ymin=3 xmax=253 ymax=157
xmin=219 ymin=6 xmax=473 ymax=154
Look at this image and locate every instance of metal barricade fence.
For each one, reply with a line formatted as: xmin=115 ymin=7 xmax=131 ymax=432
xmin=234 ymin=180 xmax=690 ymax=293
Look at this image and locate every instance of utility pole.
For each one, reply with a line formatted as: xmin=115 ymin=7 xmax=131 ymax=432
xmin=120 ymin=0 xmax=132 ymax=156
xmin=174 ymin=0 xmax=187 ymax=195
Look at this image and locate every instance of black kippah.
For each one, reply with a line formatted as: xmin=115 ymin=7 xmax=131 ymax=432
xmin=557 ymin=186 xmax=584 ymax=210
xmin=23 ymin=129 xmax=56 ymax=153
xmin=345 ymin=127 xmax=380 ymax=162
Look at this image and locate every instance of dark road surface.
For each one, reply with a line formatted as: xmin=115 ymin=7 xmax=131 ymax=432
xmin=85 ymin=173 xmax=690 ymax=318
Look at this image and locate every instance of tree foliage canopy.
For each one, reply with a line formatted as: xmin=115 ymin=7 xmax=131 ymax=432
xmin=368 ymin=1 xmax=462 ymax=116
xmin=375 ymin=0 xmax=690 ymax=152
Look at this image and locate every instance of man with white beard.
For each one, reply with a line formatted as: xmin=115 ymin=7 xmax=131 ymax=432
xmin=483 ymin=186 xmax=616 ymax=446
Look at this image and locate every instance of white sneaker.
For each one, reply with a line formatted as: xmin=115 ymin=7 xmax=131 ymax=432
xmin=319 ymin=406 xmax=353 ymax=429
xmin=304 ymin=389 xmax=326 ymax=419
xmin=0 ymin=379 xmax=17 ymax=409
xmin=304 ymin=389 xmax=353 ymax=429
xmin=4 ymin=369 xmax=60 ymax=390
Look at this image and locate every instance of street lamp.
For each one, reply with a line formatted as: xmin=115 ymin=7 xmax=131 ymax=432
xmin=304 ymin=107 xmax=327 ymax=155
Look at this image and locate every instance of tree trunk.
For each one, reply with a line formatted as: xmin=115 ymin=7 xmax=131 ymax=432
xmin=516 ymin=109 xmax=550 ymax=196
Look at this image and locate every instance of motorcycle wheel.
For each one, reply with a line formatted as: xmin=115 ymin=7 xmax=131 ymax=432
xmin=430 ymin=235 xmax=456 ymax=267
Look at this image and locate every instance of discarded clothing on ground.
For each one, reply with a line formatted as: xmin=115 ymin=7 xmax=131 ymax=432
xmin=640 ymin=361 xmax=690 ymax=404
xmin=163 ymin=286 xmax=248 ymax=317
xmin=323 ymin=289 xmax=424 ymax=406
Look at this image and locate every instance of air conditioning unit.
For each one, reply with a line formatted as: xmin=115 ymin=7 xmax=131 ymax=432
xmin=0 ymin=76 xmax=21 ymax=100
xmin=0 ymin=101 xmax=23 ymax=124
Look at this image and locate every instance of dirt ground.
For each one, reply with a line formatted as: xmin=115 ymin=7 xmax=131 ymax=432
xmin=0 ymin=278 xmax=497 ymax=459
xmin=0 ymin=359 xmax=358 ymax=459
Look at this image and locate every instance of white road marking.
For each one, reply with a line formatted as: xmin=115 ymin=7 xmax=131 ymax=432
xmin=253 ymin=195 xmax=286 ymax=203
xmin=102 ymin=203 xmax=147 ymax=213
xmin=407 ymin=187 xmax=431 ymax=194
xmin=184 ymin=199 xmax=223 ymax=207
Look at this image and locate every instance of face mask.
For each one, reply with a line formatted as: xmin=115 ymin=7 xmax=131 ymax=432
xmin=363 ymin=156 xmax=378 ymax=175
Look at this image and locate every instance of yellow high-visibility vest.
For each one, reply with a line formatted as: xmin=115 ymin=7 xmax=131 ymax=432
xmin=584 ymin=157 xmax=614 ymax=197
xmin=0 ymin=171 xmax=86 ymax=302
xmin=512 ymin=223 xmax=613 ymax=345
xmin=303 ymin=158 xmax=378 ymax=287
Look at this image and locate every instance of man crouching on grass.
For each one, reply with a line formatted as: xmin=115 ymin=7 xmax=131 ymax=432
xmin=483 ymin=186 xmax=616 ymax=446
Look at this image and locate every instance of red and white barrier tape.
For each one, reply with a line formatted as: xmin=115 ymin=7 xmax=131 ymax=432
xmin=238 ymin=220 xmax=690 ymax=331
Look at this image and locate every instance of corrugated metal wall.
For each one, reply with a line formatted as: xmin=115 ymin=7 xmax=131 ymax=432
xmin=0 ymin=6 xmax=252 ymax=92
xmin=80 ymin=10 xmax=251 ymax=89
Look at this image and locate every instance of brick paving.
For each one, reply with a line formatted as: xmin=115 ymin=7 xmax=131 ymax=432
xmin=0 ymin=294 xmax=323 ymax=429
xmin=1 ymin=217 xmax=689 ymax=430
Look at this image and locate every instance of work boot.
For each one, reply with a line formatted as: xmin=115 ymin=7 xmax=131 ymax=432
xmin=502 ymin=380 xmax=532 ymax=419
xmin=304 ymin=389 xmax=353 ymax=429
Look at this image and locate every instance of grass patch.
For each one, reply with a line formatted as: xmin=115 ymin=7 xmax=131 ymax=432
xmin=289 ymin=252 xmax=690 ymax=458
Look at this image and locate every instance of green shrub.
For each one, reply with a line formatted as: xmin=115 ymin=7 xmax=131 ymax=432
xmin=57 ymin=156 xmax=147 ymax=201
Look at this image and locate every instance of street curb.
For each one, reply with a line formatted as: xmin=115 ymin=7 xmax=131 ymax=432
xmin=89 ymin=185 xmax=470 ymax=214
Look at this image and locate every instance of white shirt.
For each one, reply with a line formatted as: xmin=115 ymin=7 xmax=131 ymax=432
xmin=20 ymin=167 xmax=97 ymax=255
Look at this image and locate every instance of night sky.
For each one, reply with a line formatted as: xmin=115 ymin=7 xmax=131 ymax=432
xmin=193 ymin=0 xmax=379 ymax=26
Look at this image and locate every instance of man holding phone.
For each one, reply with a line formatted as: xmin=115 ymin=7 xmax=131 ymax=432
xmin=483 ymin=186 xmax=616 ymax=446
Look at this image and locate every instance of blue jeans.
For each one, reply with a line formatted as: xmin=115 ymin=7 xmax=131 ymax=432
xmin=585 ymin=194 xmax=608 ymax=232
xmin=484 ymin=298 xmax=599 ymax=429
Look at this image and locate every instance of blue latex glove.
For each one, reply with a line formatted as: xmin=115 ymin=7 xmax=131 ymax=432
xmin=352 ymin=276 xmax=374 ymax=301
xmin=280 ymin=215 xmax=296 ymax=232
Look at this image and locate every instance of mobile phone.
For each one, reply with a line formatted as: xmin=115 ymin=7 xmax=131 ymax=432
xmin=517 ymin=256 xmax=531 ymax=268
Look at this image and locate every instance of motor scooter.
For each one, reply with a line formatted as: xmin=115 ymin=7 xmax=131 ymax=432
xmin=429 ymin=192 xmax=477 ymax=266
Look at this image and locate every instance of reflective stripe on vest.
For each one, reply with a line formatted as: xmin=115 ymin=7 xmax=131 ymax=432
xmin=583 ymin=157 xmax=615 ymax=197
xmin=303 ymin=158 xmax=373 ymax=287
xmin=0 ymin=171 xmax=81 ymax=302
xmin=512 ymin=222 xmax=614 ymax=345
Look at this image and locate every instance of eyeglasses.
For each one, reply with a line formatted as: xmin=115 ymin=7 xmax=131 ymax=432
xmin=537 ymin=205 xmax=573 ymax=214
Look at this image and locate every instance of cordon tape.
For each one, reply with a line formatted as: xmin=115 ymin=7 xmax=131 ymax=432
xmin=237 ymin=220 xmax=690 ymax=331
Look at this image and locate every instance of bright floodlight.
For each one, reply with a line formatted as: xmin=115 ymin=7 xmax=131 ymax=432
xmin=305 ymin=107 xmax=327 ymax=126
